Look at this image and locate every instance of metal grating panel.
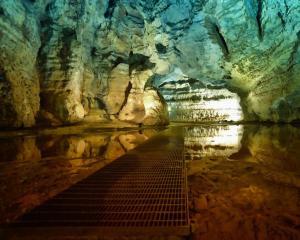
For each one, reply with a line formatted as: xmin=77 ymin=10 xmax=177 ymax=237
xmin=7 ymin=130 xmax=189 ymax=237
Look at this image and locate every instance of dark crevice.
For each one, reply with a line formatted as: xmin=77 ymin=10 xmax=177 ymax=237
xmin=111 ymin=56 xmax=126 ymax=69
xmin=126 ymin=12 xmax=144 ymax=28
xmin=117 ymin=81 xmax=132 ymax=115
xmin=117 ymin=137 xmax=127 ymax=153
xmin=0 ymin=7 xmax=4 ymax=15
xmin=277 ymin=12 xmax=286 ymax=27
xmin=256 ymin=0 xmax=263 ymax=41
xmin=224 ymin=74 xmax=232 ymax=80
xmin=100 ymin=51 xmax=113 ymax=60
xmin=155 ymin=43 xmax=167 ymax=54
xmin=90 ymin=47 xmax=98 ymax=57
xmin=45 ymin=3 xmax=52 ymax=12
xmin=96 ymin=99 xmax=107 ymax=110
xmin=59 ymin=28 xmax=76 ymax=72
xmin=128 ymin=52 xmax=155 ymax=75
xmin=36 ymin=16 xmax=55 ymax=86
xmin=0 ymin=68 xmax=4 ymax=81
xmin=214 ymin=24 xmax=230 ymax=59
xmin=284 ymin=0 xmax=289 ymax=14
xmin=173 ymin=46 xmax=182 ymax=56
xmin=104 ymin=0 xmax=118 ymax=18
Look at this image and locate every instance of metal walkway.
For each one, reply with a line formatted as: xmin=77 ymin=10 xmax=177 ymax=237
xmin=3 ymin=128 xmax=189 ymax=238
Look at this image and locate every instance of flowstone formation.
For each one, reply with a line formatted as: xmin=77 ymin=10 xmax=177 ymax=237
xmin=0 ymin=0 xmax=300 ymax=127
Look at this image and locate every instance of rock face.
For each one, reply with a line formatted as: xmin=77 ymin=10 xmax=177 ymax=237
xmin=1 ymin=0 xmax=300 ymax=127
xmin=0 ymin=1 xmax=40 ymax=127
xmin=159 ymin=78 xmax=244 ymax=122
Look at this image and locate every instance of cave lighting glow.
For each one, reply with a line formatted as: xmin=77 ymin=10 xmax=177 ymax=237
xmin=167 ymin=96 xmax=244 ymax=122
xmin=203 ymin=98 xmax=244 ymax=122
xmin=184 ymin=125 xmax=244 ymax=159
xmin=207 ymin=124 xmax=244 ymax=147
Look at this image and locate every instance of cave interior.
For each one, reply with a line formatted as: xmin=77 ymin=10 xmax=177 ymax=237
xmin=0 ymin=0 xmax=300 ymax=239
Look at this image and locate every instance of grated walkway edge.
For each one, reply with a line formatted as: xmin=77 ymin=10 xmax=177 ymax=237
xmin=2 ymin=128 xmax=190 ymax=239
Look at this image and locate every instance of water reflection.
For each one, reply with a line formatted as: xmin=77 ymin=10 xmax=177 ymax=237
xmin=245 ymin=125 xmax=300 ymax=172
xmin=184 ymin=125 xmax=244 ymax=160
xmin=1 ymin=123 xmax=300 ymax=239
xmin=188 ymin=124 xmax=300 ymax=240
xmin=0 ymin=128 xmax=159 ymax=223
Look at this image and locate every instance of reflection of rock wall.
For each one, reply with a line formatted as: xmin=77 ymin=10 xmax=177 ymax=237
xmin=0 ymin=129 xmax=157 ymax=223
xmin=246 ymin=125 xmax=300 ymax=172
xmin=188 ymin=124 xmax=300 ymax=240
xmin=184 ymin=125 xmax=243 ymax=160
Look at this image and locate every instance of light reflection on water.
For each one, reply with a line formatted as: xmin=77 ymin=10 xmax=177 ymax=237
xmin=244 ymin=124 xmax=300 ymax=171
xmin=0 ymin=128 xmax=159 ymax=223
xmin=187 ymin=124 xmax=300 ymax=239
xmin=184 ymin=124 xmax=300 ymax=172
xmin=184 ymin=125 xmax=244 ymax=160
xmin=1 ymin=123 xmax=300 ymax=237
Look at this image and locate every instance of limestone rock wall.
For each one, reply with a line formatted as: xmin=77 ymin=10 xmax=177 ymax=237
xmin=1 ymin=0 xmax=300 ymax=127
xmin=0 ymin=1 xmax=40 ymax=127
xmin=159 ymin=78 xmax=244 ymax=122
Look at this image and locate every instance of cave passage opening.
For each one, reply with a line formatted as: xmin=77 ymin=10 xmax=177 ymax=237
xmin=153 ymin=76 xmax=245 ymax=123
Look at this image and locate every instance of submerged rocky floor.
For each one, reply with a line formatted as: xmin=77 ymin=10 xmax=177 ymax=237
xmin=0 ymin=123 xmax=300 ymax=239
xmin=188 ymin=124 xmax=300 ymax=240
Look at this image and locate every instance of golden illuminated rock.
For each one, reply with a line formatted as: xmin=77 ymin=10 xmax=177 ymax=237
xmin=1 ymin=1 xmax=300 ymax=126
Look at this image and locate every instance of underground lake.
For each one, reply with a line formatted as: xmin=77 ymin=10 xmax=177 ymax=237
xmin=0 ymin=123 xmax=300 ymax=239
xmin=1 ymin=0 xmax=300 ymax=239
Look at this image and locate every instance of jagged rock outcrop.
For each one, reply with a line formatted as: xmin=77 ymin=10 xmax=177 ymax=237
xmin=103 ymin=64 xmax=168 ymax=124
xmin=1 ymin=0 xmax=300 ymax=127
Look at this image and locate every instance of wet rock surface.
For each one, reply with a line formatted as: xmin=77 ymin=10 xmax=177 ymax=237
xmin=188 ymin=124 xmax=300 ymax=240
xmin=1 ymin=1 xmax=300 ymax=126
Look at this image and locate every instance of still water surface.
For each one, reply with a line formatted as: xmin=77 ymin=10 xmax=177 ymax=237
xmin=0 ymin=128 xmax=160 ymax=223
xmin=0 ymin=124 xmax=300 ymax=238
xmin=185 ymin=124 xmax=300 ymax=239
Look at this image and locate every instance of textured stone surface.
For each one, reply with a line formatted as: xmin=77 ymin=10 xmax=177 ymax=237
xmin=0 ymin=1 xmax=40 ymax=127
xmin=104 ymin=63 xmax=131 ymax=116
xmin=1 ymin=0 xmax=300 ymax=126
xmin=143 ymin=88 xmax=169 ymax=125
xmin=159 ymin=79 xmax=244 ymax=122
